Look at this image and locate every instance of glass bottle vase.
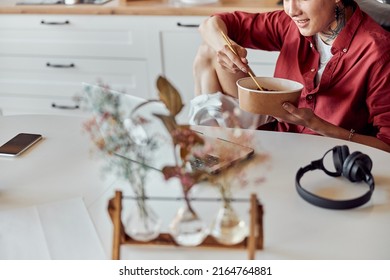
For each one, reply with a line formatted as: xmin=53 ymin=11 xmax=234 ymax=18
xmin=169 ymin=202 xmax=208 ymax=246
xmin=124 ymin=198 xmax=162 ymax=242
xmin=210 ymin=196 xmax=248 ymax=245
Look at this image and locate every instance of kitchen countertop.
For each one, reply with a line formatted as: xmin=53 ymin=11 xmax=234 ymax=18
xmin=0 ymin=0 xmax=283 ymax=16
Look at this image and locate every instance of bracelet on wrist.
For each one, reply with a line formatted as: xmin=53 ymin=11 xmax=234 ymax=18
xmin=348 ymin=129 xmax=355 ymax=141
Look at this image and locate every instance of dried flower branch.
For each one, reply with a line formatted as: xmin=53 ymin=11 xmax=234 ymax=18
xmin=153 ymin=76 xmax=209 ymax=214
xmin=83 ymin=76 xmax=268 ymax=217
xmin=82 ymin=83 xmax=160 ymax=203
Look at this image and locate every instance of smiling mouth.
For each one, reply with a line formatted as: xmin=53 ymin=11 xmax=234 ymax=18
xmin=295 ymin=19 xmax=310 ymax=27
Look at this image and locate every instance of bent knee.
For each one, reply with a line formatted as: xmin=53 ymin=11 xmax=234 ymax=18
xmin=193 ymin=43 xmax=216 ymax=70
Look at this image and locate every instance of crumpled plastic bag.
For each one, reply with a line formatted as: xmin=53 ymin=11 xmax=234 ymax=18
xmin=188 ymin=92 xmax=273 ymax=129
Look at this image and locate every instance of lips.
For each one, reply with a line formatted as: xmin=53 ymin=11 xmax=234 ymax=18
xmin=295 ymin=19 xmax=310 ymax=28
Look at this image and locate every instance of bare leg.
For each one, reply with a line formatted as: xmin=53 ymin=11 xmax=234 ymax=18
xmin=190 ymin=42 xmax=266 ymax=128
xmin=193 ymin=42 xmax=246 ymax=98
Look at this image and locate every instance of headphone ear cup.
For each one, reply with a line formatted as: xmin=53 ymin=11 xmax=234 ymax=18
xmin=332 ymin=145 xmax=350 ymax=175
xmin=342 ymin=152 xmax=373 ymax=182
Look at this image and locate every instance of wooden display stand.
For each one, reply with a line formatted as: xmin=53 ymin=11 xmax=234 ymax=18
xmin=108 ymin=190 xmax=264 ymax=260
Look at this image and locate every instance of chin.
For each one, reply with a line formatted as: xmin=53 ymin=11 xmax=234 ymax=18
xmin=297 ymin=28 xmax=315 ymax=37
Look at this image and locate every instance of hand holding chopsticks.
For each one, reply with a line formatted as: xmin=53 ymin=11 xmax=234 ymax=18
xmin=220 ymin=31 xmax=264 ymax=91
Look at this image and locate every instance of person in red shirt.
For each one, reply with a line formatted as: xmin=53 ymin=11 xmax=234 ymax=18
xmin=189 ymin=0 xmax=390 ymax=152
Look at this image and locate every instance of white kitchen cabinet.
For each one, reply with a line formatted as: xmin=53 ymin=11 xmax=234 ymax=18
xmin=247 ymin=49 xmax=279 ymax=77
xmin=148 ymin=16 xmax=206 ymax=122
xmin=0 ymin=14 xmax=153 ymax=116
xmin=0 ymin=14 xmax=278 ymax=121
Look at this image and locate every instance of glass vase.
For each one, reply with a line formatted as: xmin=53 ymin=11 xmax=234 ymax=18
xmin=210 ymin=185 xmax=247 ymax=245
xmin=169 ymin=201 xmax=208 ymax=247
xmin=124 ymin=198 xmax=162 ymax=242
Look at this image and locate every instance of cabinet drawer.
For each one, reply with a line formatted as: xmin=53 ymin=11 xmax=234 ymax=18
xmin=0 ymin=15 xmax=147 ymax=58
xmin=0 ymin=95 xmax=84 ymax=116
xmin=0 ymin=56 xmax=150 ymax=99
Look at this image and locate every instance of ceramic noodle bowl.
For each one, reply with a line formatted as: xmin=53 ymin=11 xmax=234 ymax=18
xmin=236 ymin=77 xmax=303 ymax=119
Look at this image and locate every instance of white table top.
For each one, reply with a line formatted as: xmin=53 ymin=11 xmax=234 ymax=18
xmin=1 ymin=114 xmax=390 ymax=260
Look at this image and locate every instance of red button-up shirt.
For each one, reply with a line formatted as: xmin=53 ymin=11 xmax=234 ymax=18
xmin=216 ymin=4 xmax=390 ymax=145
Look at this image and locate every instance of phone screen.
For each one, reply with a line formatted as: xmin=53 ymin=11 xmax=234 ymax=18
xmin=0 ymin=133 xmax=43 ymax=157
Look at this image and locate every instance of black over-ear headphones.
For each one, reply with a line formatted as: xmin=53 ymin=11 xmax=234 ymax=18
xmin=295 ymin=145 xmax=375 ymax=209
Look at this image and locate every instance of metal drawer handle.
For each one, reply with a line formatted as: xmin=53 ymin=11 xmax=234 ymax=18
xmin=41 ymin=20 xmax=70 ymax=25
xmin=177 ymin=22 xmax=200 ymax=28
xmin=51 ymin=103 xmax=80 ymax=110
xmin=46 ymin=63 xmax=75 ymax=68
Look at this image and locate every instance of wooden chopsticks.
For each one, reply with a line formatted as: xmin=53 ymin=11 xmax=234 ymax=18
xmin=220 ymin=31 xmax=264 ymax=91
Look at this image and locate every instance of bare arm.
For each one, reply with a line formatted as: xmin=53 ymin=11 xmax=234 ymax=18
xmin=282 ymin=102 xmax=390 ymax=152
xmin=198 ymin=16 xmax=250 ymax=74
xmin=198 ymin=16 xmax=228 ymax=52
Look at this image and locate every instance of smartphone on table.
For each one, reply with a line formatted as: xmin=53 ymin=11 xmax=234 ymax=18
xmin=0 ymin=133 xmax=43 ymax=157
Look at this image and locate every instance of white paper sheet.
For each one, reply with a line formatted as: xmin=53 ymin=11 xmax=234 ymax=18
xmin=0 ymin=207 xmax=50 ymax=259
xmin=0 ymin=197 xmax=106 ymax=260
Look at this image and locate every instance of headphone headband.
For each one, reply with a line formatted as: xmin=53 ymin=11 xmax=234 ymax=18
xmin=295 ymin=146 xmax=375 ymax=210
